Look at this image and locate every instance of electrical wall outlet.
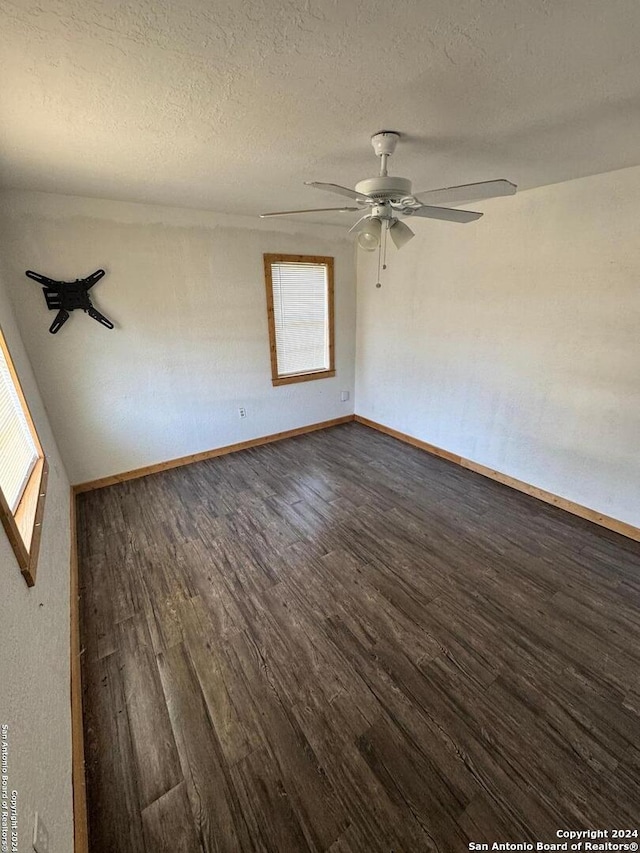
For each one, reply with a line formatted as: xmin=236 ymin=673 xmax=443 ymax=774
xmin=340 ymin=390 xmax=350 ymax=402
xmin=33 ymin=811 xmax=50 ymax=853
xmin=238 ymin=407 xmax=247 ymax=418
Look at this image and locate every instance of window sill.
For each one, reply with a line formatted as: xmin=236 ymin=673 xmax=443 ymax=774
xmin=1 ymin=457 xmax=48 ymax=587
xmin=271 ymin=369 xmax=335 ymax=387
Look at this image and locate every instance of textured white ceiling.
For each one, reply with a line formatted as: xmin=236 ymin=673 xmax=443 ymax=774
xmin=2 ymin=0 xmax=640 ymax=219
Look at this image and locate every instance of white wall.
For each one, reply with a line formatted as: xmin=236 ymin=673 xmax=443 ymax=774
xmin=0 ymin=265 xmax=73 ymax=850
xmin=356 ymin=164 xmax=640 ymax=529
xmin=0 ymin=193 xmax=356 ymax=484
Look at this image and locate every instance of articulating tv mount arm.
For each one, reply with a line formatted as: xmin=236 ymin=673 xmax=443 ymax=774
xmin=25 ymin=269 xmax=114 ymax=334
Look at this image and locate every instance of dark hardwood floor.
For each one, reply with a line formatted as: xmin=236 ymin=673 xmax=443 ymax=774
xmin=77 ymin=422 xmax=640 ymax=852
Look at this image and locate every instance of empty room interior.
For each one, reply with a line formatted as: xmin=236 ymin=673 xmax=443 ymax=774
xmin=1 ymin=0 xmax=640 ymax=851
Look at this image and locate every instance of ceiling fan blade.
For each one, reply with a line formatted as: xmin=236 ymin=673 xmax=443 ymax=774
xmin=414 ymin=179 xmax=517 ymax=207
xmin=405 ymin=205 xmax=483 ymax=223
xmin=305 ymin=181 xmax=369 ymax=203
xmin=260 ymin=206 xmax=359 ymax=218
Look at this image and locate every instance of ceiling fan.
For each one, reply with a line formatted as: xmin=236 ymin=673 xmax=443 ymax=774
xmin=260 ymin=131 xmax=517 ymax=251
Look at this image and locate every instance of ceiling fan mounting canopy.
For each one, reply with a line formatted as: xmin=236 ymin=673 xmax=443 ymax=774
xmin=259 ymin=130 xmax=517 ymax=251
xmin=370 ymin=130 xmax=401 ymax=157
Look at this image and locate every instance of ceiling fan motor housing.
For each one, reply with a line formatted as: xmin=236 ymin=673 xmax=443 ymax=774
xmin=355 ymin=176 xmax=412 ymax=202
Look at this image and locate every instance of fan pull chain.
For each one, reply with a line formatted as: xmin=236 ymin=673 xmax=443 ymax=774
xmin=376 ymin=236 xmax=382 ymax=288
xmin=382 ymin=222 xmax=388 ymax=270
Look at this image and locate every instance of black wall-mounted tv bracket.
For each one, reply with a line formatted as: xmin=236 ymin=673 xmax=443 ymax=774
xmin=25 ymin=269 xmax=114 ymax=334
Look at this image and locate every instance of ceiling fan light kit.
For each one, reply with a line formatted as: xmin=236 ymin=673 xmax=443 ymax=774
xmin=260 ymin=130 xmax=517 ymax=284
xmin=389 ymin=219 xmax=415 ymax=249
xmin=355 ymin=217 xmax=382 ymax=251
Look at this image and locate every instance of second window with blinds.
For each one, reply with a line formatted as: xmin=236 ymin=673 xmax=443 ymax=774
xmin=264 ymin=254 xmax=335 ymax=386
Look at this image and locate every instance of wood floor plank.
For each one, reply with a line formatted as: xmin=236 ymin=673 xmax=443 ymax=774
xmin=80 ymin=550 xmax=117 ymax=662
xmin=181 ymin=621 xmax=263 ymax=767
xmin=356 ymin=713 xmax=472 ymax=853
xmin=322 ymin=613 xmax=483 ymax=805
xmin=292 ymin=690 xmax=436 ymax=852
xmin=78 ymin=422 xmax=640 ymax=852
xmin=117 ymin=614 xmax=183 ymax=809
xmin=156 ymin=642 xmax=252 ymax=852
xmin=141 ymin=782 xmax=201 ymax=853
xmin=82 ymin=652 xmax=147 ymax=852
xmin=459 ymin=794 xmax=531 ymax=843
xmin=228 ymin=629 xmax=348 ymax=850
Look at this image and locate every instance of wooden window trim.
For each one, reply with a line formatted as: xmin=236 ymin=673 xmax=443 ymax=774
xmin=264 ymin=253 xmax=335 ymax=387
xmin=0 ymin=329 xmax=48 ymax=587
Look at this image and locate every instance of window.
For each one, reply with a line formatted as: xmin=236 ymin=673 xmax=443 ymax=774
xmin=264 ymin=254 xmax=335 ymax=386
xmin=0 ymin=328 xmax=48 ymax=586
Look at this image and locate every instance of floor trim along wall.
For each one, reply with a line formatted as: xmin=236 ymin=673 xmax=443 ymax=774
xmin=73 ymin=415 xmax=356 ymax=493
xmin=354 ymin=415 xmax=640 ymax=543
xmin=70 ymin=488 xmax=89 ymax=853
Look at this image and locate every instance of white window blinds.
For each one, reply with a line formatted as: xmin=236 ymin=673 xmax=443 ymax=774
xmin=270 ymin=261 xmax=330 ymax=377
xmin=0 ymin=348 xmax=38 ymax=512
